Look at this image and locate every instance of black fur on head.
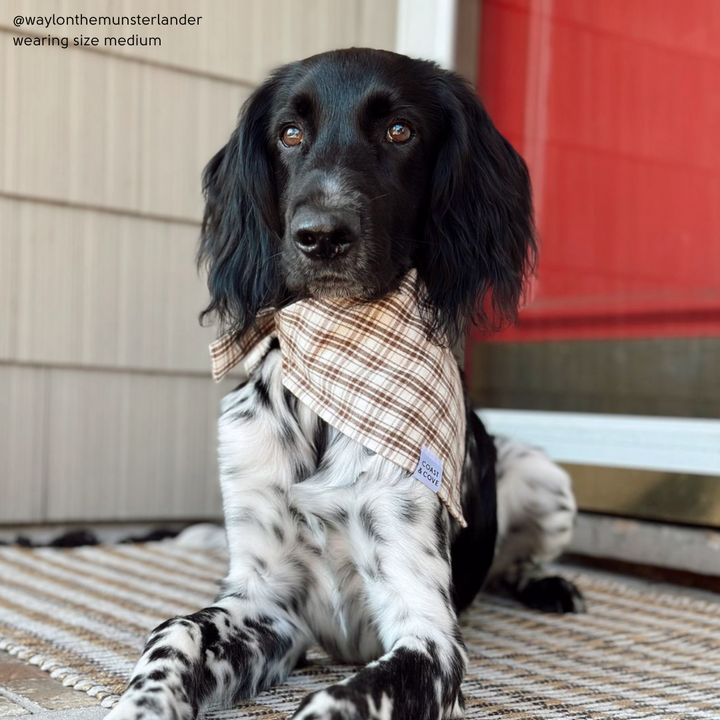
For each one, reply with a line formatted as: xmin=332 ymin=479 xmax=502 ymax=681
xmin=198 ymin=48 xmax=536 ymax=347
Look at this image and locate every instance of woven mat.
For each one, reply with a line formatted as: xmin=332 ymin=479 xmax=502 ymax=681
xmin=0 ymin=544 xmax=719 ymax=719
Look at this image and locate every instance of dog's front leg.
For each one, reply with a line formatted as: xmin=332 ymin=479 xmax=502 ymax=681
xmin=107 ymin=356 xmax=318 ymax=720
xmin=106 ymin=487 xmax=314 ymax=720
xmin=105 ymin=591 xmax=308 ymax=720
xmin=294 ymin=457 xmax=467 ymax=720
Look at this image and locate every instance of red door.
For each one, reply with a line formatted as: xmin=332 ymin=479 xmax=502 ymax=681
xmin=473 ymin=0 xmax=720 ymax=344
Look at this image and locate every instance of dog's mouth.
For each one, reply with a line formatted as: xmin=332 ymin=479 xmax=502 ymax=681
xmin=293 ymin=259 xmax=409 ymax=306
xmin=304 ymin=275 xmax=370 ymax=300
xmin=290 ymin=259 xmax=370 ymax=298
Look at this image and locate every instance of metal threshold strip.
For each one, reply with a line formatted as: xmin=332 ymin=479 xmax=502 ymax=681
xmin=479 ymin=410 xmax=720 ymax=528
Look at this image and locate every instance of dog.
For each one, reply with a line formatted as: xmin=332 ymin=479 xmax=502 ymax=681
xmin=106 ymin=48 xmax=584 ymax=720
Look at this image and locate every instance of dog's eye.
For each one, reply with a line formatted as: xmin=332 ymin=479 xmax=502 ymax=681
xmin=281 ymin=126 xmax=303 ymax=147
xmin=386 ymin=122 xmax=413 ymax=144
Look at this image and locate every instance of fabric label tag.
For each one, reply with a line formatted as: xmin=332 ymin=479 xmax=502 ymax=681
xmin=413 ymin=445 xmax=443 ymax=494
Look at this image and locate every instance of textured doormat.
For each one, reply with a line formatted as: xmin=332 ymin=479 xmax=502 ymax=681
xmin=0 ymin=544 xmax=718 ymax=719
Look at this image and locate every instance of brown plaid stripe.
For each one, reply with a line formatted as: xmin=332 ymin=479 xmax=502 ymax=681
xmin=209 ymin=311 xmax=276 ymax=379
xmin=209 ymin=272 xmax=467 ymax=527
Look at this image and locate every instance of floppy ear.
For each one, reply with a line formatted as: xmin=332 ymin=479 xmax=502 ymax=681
xmin=416 ymin=72 xmax=536 ymax=346
xmin=197 ymin=73 xmax=285 ymax=340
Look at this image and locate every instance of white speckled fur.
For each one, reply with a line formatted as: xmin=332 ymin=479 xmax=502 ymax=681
xmin=107 ymin=350 xmax=578 ymax=720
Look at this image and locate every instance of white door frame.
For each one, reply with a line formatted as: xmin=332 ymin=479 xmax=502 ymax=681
xmin=395 ymin=0 xmax=458 ymax=69
xmin=479 ymin=409 xmax=720 ymax=477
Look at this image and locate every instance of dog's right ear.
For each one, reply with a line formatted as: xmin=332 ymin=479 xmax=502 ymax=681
xmin=198 ymin=73 xmax=285 ymax=340
xmin=416 ymin=71 xmax=536 ymax=346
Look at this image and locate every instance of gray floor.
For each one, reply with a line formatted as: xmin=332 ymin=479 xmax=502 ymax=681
xmin=0 ymin=654 xmax=106 ymax=718
xmin=1 ymin=560 xmax=718 ymax=719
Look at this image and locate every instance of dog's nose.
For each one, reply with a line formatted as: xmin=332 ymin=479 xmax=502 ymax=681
xmin=291 ymin=207 xmax=360 ymax=260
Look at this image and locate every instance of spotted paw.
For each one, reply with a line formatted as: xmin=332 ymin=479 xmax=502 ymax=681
xmin=519 ymin=575 xmax=587 ymax=614
xmin=292 ymin=685 xmax=393 ymax=720
xmin=105 ymin=690 xmax=191 ymax=720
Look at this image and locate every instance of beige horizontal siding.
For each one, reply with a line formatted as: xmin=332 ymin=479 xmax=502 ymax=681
xmin=44 ymin=368 xmax=235 ymax=521
xmin=0 ymin=197 xmax=220 ymax=374
xmin=1 ymin=0 xmax=400 ymax=524
xmin=0 ymin=31 xmax=248 ymax=222
xmin=0 ymin=198 xmax=19 ymax=360
xmin=0 ymin=366 xmax=47 ymax=523
xmin=0 ymin=0 xmax=397 ymax=85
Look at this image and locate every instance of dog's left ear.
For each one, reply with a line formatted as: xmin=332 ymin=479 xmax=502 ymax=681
xmin=197 ymin=71 xmax=286 ymax=341
xmin=416 ymin=72 xmax=537 ymax=345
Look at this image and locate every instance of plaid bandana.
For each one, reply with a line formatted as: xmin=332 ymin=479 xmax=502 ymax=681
xmin=209 ymin=271 xmax=467 ymax=527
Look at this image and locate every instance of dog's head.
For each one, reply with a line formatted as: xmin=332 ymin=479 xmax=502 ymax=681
xmin=199 ymin=48 xmax=535 ymax=346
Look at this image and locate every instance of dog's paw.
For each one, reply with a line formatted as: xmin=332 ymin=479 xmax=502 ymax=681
xmin=292 ymin=685 xmax=392 ymax=720
xmin=105 ymin=690 xmax=190 ymax=720
xmin=518 ymin=575 xmax=587 ymax=614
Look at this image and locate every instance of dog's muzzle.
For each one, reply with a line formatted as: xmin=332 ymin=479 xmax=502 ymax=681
xmin=291 ymin=205 xmax=361 ymax=260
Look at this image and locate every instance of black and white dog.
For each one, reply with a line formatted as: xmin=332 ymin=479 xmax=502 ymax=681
xmin=107 ymin=49 xmax=584 ymax=720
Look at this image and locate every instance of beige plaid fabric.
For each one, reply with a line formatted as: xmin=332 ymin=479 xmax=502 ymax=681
xmin=210 ymin=271 xmax=467 ymax=527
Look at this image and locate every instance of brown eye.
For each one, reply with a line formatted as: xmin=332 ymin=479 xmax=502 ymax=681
xmin=386 ymin=122 xmax=413 ymax=144
xmin=281 ymin=126 xmax=303 ymax=147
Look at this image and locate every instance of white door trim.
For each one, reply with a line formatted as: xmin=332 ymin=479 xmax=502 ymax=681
xmin=479 ymin=409 xmax=720 ymax=477
xmin=395 ymin=0 xmax=458 ymax=69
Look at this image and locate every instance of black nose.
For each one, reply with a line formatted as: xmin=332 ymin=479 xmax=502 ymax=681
xmin=291 ymin=207 xmax=360 ymax=260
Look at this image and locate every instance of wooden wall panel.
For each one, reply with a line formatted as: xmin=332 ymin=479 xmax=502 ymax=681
xmin=0 ymin=32 xmax=248 ymax=221
xmin=1 ymin=0 xmax=396 ymax=85
xmin=0 ymin=366 xmax=46 ymax=523
xmin=137 ymin=63 xmax=244 ymax=220
xmin=0 ymin=0 xmax=400 ymax=525
xmin=3 ymin=198 xmax=216 ymax=373
xmin=358 ymin=0 xmax=398 ymax=50
xmin=45 ymin=368 xmax=233 ymax=521
xmin=0 ymin=199 xmax=19 ymax=360
xmin=0 ymin=29 xmax=7 ymax=211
